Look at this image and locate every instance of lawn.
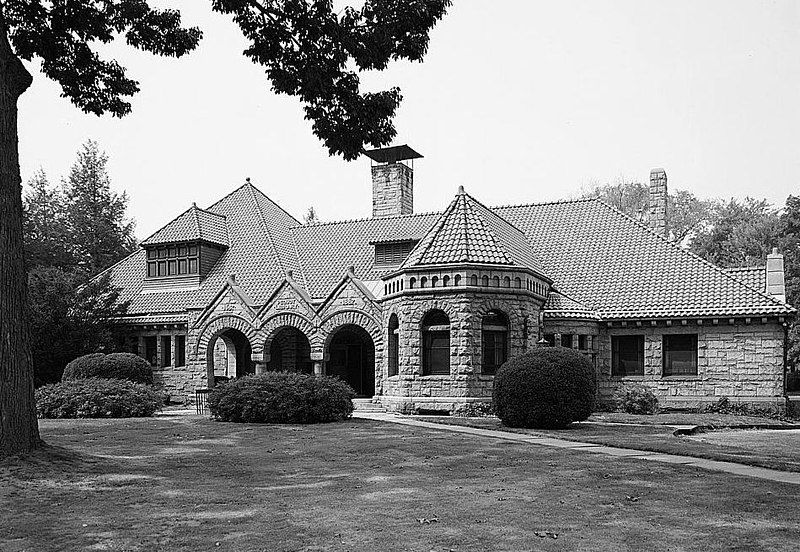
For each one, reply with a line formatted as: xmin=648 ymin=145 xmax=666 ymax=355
xmin=2 ymin=415 xmax=799 ymax=552
xmin=422 ymin=416 xmax=800 ymax=473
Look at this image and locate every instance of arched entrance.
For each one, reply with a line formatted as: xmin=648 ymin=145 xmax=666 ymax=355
xmin=326 ymin=325 xmax=375 ymax=397
xmin=207 ymin=328 xmax=254 ymax=385
xmin=267 ymin=327 xmax=313 ymax=373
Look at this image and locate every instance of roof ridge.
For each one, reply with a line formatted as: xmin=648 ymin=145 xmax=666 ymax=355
xmin=288 ymin=209 xmax=442 ymax=229
xmin=408 ymin=196 xmax=458 ymax=266
xmin=139 ymin=205 xmax=196 ymax=245
xmin=462 ymin=194 xmax=511 ymax=264
xmin=247 ymin=183 xmax=286 ymax=275
xmin=245 ymin=181 xmax=302 ymax=225
xmin=725 ymin=265 xmax=767 ymax=272
xmin=594 ymin=199 xmax=791 ymax=308
xmin=464 ymin=190 xmax=528 ymax=236
xmin=89 ymin=248 xmax=143 ymax=282
xmin=191 ymin=204 xmax=203 ymax=241
xmin=290 ymin=232 xmax=309 ymax=290
xmin=492 ymin=197 xmax=599 ymax=210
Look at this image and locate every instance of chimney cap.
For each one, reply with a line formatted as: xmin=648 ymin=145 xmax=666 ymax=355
xmin=458 ymin=185 xmax=465 ymax=194
xmin=364 ymin=144 xmax=423 ymax=164
xmin=650 ymin=168 xmax=666 ymax=175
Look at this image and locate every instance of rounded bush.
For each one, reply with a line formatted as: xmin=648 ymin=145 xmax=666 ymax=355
xmin=62 ymin=352 xmax=153 ymax=384
xmin=207 ymin=372 xmax=356 ymax=424
xmin=36 ymin=378 xmax=162 ymax=419
xmin=493 ymin=347 xmax=596 ymax=429
xmin=615 ymin=384 xmax=659 ymax=415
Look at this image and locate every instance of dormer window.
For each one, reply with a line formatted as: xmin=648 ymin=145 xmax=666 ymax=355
xmin=373 ymin=240 xmax=417 ymax=266
xmin=146 ymin=244 xmax=199 ymax=278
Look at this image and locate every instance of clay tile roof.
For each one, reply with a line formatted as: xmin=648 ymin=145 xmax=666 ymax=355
xmin=400 ymin=189 xmax=548 ymax=277
xmin=140 ymin=205 xmax=228 ymax=247
xmin=495 ymin=199 xmax=794 ymax=319
xmin=544 ymin=290 xmax=601 ymax=319
xmin=724 ymin=266 xmax=766 ymax=293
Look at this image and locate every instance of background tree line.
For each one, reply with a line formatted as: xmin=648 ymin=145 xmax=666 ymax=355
xmin=584 ymin=180 xmax=800 ymax=369
xmin=23 ymin=140 xmax=135 ymax=386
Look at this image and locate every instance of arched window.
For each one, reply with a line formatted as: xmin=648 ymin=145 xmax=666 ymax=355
xmin=421 ymin=310 xmax=450 ymax=376
xmin=481 ymin=275 xmax=489 ymax=287
xmin=470 ymin=274 xmax=478 ymax=286
xmin=431 ymin=276 xmax=439 ymax=287
xmin=410 ymin=277 xmax=416 ymax=289
xmin=492 ymin=276 xmax=500 ymax=287
xmin=514 ymin=277 xmax=522 ymax=289
xmin=455 ymin=274 xmax=462 ymax=286
xmin=420 ymin=276 xmax=428 ymax=288
xmin=443 ymin=275 xmax=450 ymax=287
xmin=482 ymin=310 xmax=509 ymax=375
xmin=388 ymin=314 xmax=400 ymax=377
xmin=503 ymin=276 xmax=511 ymax=288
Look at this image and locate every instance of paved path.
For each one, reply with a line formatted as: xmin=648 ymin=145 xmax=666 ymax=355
xmin=354 ymin=412 xmax=800 ymax=486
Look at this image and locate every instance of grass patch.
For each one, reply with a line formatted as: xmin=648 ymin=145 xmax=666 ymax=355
xmin=424 ymin=416 xmax=800 ymax=473
xmin=1 ymin=415 xmax=799 ymax=551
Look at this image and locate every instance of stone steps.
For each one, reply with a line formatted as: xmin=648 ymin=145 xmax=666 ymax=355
xmin=352 ymin=398 xmax=386 ymax=412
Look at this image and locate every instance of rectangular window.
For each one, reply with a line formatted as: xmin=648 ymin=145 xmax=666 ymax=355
xmin=560 ymin=334 xmax=574 ymax=348
xmin=482 ymin=331 xmax=507 ymax=375
xmin=578 ymin=335 xmax=588 ymax=350
xmin=612 ymin=335 xmax=644 ymax=376
xmin=663 ymin=334 xmax=698 ymax=376
xmin=145 ymin=245 xmax=201 ymax=278
xmin=144 ymin=336 xmax=157 ymax=367
xmin=423 ymin=331 xmax=450 ymax=375
xmin=161 ymin=335 xmax=171 ymax=367
xmin=388 ymin=328 xmax=399 ymax=377
xmin=543 ymin=333 xmax=556 ymax=347
xmin=175 ymin=335 xmax=186 ymax=367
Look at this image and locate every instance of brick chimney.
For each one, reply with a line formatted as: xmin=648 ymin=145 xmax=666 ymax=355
xmin=365 ymin=145 xmax=422 ymax=218
xmin=648 ymin=168 xmax=668 ymax=238
xmin=766 ymin=248 xmax=786 ymax=302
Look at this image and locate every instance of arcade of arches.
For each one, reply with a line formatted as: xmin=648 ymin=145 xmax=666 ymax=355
xmin=206 ymin=323 xmax=377 ymax=397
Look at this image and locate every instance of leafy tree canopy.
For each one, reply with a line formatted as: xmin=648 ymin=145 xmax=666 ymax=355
xmin=582 ymin=179 xmax=714 ymax=244
xmin=690 ymin=197 xmax=781 ymax=268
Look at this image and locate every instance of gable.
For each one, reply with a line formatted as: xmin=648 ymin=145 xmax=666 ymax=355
xmin=257 ymin=278 xmax=317 ymax=322
xmin=316 ymin=274 xmax=381 ymax=321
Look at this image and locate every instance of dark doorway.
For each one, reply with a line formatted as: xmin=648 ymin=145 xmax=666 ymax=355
xmin=208 ymin=328 xmax=254 ymax=385
xmin=268 ymin=327 xmax=313 ymax=373
xmin=327 ymin=325 xmax=375 ymax=397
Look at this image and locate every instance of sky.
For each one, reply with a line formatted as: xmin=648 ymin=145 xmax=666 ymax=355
xmin=17 ymin=0 xmax=800 ymax=240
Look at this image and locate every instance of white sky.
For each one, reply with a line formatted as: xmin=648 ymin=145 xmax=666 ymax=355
xmin=17 ymin=0 xmax=800 ymax=239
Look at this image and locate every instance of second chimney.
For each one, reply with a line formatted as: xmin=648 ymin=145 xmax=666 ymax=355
xmin=766 ymin=248 xmax=787 ymax=303
xmin=649 ymin=168 xmax=668 ymax=238
xmin=365 ymin=145 xmax=422 ymax=218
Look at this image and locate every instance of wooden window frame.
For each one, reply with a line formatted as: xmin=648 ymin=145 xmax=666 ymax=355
xmin=611 ymin=335 xmax=645 ymax=376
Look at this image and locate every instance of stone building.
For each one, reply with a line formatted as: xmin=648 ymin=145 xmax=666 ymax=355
xmin=102 ymin=146 xmax=795 ymax=411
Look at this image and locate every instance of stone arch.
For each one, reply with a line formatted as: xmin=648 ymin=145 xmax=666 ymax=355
xmin=196 ymin=315 xmax=258 ymax=357
xmin=320 ymin=309 xmax=382 ymax=353
xmin=260 ymin=312 xmax=317 ymax=356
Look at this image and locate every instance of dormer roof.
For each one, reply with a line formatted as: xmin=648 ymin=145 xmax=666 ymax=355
xmin=399 ymin=187 xmax=548 ymax=278
xmin=141 ymin=204 xmax=228 ymax=247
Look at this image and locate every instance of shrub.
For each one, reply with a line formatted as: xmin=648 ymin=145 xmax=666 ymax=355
xmin=614 ymin=385 xmax=659 ymax=415
xmin=62 ymin=352 xmax=153 ymax=384
xmin=207 ymin=372 xmax=356 ymax=424
xmin=493 ymin=347 xmax=596 ymax=429
xmin=699 ymin=396 xmax=783 ymax=420
xmin=36 ymin=378 xmax=162 ymax=418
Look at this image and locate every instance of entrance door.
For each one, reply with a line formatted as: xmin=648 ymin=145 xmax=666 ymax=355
xmin=327 ymin=327 xmax=375 ymax=397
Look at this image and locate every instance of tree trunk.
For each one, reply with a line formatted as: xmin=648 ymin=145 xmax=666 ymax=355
xmin=0 ymin=18 xmax=40 ymax=456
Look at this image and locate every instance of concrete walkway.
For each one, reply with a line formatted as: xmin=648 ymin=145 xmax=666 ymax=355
xmin=354 ymin=412 xmax=800 ymax=486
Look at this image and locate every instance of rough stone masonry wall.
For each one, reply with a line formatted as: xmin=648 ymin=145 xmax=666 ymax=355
xmin=597 ymin=323 xmax=786 ymax=407
xmin=380 ymin=290 xmax=542 ymax=413
xmin=372 ymin=163 xmax=413 ymax=217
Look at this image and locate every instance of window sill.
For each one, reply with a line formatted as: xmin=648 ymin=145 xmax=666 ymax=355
xmin=607 ymin=375 xmax=645 ymax=380
xmin=661 ymin=375 xmax=700 ymax=380
xmin=419 ymin=374 xmax=453 ymax=379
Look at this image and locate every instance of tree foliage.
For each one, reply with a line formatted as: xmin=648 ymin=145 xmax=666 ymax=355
xmin=22 ymin=169 xmax=72 ymax=270
xmin=690 ymin=197 xmax=781 ymax=268
xmin=582 ymin=179 xmax=714 ymax=243
xmin=27 ymin=268 xmax=129 ymax=386
xmin=211 ymin=0 xmax=451 ymax=159
xmin=62 ymin=140 xmax=137 ymax=274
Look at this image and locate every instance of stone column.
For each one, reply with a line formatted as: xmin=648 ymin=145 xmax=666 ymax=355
xmin=311 ymin=350 xmax=324 ymax=376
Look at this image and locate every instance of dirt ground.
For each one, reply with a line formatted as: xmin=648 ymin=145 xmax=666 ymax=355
xmin=2 ymin=415 xmax=799 ymax=552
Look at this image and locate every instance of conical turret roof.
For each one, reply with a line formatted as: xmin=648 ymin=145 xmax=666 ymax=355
xmin=400 ymin=187 xmax=548 ymax=277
